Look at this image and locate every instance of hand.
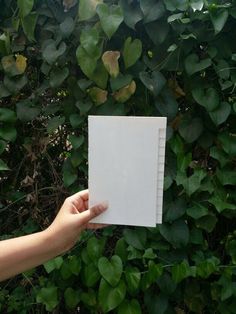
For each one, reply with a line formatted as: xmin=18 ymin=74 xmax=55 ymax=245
xmin=46 ymin=189 xmax=108 ymax=254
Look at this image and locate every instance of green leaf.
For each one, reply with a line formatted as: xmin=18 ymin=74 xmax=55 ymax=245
xmin=64 ymin=288 xmax=80 ymax=309
xmin=110 ymin=74 xmax=132 ymax=92
xmin=98 ymin=255 xmax=123 ymax=287
xmin=196 ymin=257 xmax=220 ymax=278
xmin=115 ymin=238 xmax=128 ymax=261
xmin=0 ymin=108 xmax=16 ymax=123
xmin=0 ymin=140 xmax=7 ymax=155
xmin=120 ymin=0 xmax=143 ymax=30
xmin=216 ymin=168 xmax=236 ymax=185
xmin=21 ymin=13 xmax=38 ymax=42
xmin=47 ymin=116 xmax=65 ymax=134
xmin=4 ymin=75 xmax=27 ymax=94
xmin=16 ymin=100 xmax=40 ymax=121
xmin=143 ymin=248 xmax=157 ymax=259
xmin=218 ymin=132 xmax=236 ymax=156
xmin=185 ymin=54 xmax=211 ymax=76
xmin=36 ymin=287 xmax=58 ymax=312
xmin=82 ymin=263 xmax=101 ymax=287
xmin=210 ymin=10 xmax=228 ymax=34
xmin=87 ymin=236 xmax=105 ymax=260
xmin=0 ymin=159 xmax=10 ymax=171
xmin=209 ymin=102 xmax=231 ymax=125
xmin=196 ymin=213 xmax=217 ymax=232
xmin=0 ymin=125 xmax=17 ymax=142
xmin=159 ymin=219 xmax=189 ymax=248
xmin=187 ymin=203 xmax=208 ymax=219
xmin=123 ymin=228 xmax=147 ymax=250
xmin=78 ymin=0 xmax=103 ymax=21
xmin=125 ymin=266 xmax=141 ymax=293
xmin=172 ymin=260 xmax=195 ymax=283
xmin=123 ymin=37 xmax=142 ymax=69
xmin=155 ymin=87 xmax=178 ymax=120
xmin=69 ymin=135 xmax=84 ymax=149
xmin=190 ymin=0 xmax=204 ymax=11
xmin=98 ymin=278 xmax=126 ymax=313
xmin=192 ymin=87 xmax=219 ymax=111
xmin=179 ymin=117 xmax=203 ymax=143
xmin=60 ymin=17 xmax=74 ymax=38
xmin=145 ymin=20 xmax=169 ymax=44
xmin=43 ymin=256 xmax=63 ymax=274
xmin=144 ymin=292 xmax=168 ymax=314
xmin=210 ymin=146 xmax=228 ymax=168
xmin=89 ymin=61 xmax=108 ymax=89
xmin=0 ymin=83 xmax=11 ymax=98
xmin=96 ymin=3 xmax=123 ymax=39
xmin=43 ymin=41 xmax=66 ymax=65
xmin=75 ymin=101 xmax=93 ymax=115
xmin=209 ymin=195 xmax=236 ymax=213
xmin=118 ymin=299 xmax=142 ymax=314
xmin=76 ymin=46 xmax=97 ymax=78
xmin=164 ymin=199 xmax=186 ymax=222
xmin=68 ymin=255 xmax=81 ymax=275
xmin=140 ymin=0 xmax=165 ymax=23
xmin=80 ymin=289 xmax=97 ymax=307
xmin=141 ymin=262 xmax=163 ymax=290
xmin=80 ymin=28 xmax=101 ymax=59
xmin=17 ymin=0 xmax=34 ymax=17
xmin=50 ymin=67 xmax=69 ymax=88
xmin=140 ymin=71 xmax=166 ymax=96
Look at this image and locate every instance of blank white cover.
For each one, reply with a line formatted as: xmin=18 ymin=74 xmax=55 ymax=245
xmin=88 ymin=116 xmax=166 ymax=227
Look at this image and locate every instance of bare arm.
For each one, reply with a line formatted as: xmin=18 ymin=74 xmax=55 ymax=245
xmin=0 ymin=190 xmax=107 ymax=282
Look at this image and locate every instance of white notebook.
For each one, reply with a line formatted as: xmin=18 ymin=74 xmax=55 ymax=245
xmin=88 ymin=116 xmax=167 ymax=227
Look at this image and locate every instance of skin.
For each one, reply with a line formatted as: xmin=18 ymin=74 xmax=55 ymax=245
xmin=0 ymin=189 xmax=108 ymax=282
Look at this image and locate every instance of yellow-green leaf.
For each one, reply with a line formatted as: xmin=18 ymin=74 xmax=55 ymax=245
xmin=88 ymin=87 xmax=108 ymax=105
xmin=102 ymin=51 xmax=120 ymax=78
xmin=113 ymin=80 xmax=136 ymax=102
xmin=15 ymin=54 xmax=27 ymax=74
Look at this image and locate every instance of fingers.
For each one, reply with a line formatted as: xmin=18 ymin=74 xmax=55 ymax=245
xmin=86 ymin=223 xmax=109 ymax=229
xmin=70 ymin=189 xmax=88 ymax=202
xmin=78 ymin=202 xmax=108 ymax=225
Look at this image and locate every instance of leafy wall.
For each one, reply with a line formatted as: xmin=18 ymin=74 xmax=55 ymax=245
xmin=0 ymin=0 xmax=236 ymax=313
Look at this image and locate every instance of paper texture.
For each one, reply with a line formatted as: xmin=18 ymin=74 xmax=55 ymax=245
xmin=88 ymin=116 xmax=166 ymax=227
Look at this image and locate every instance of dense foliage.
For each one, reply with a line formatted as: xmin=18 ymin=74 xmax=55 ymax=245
xmin=1 ymin=0 xmax=236 ymax=312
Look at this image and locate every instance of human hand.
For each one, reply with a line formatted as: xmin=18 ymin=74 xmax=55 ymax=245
xmin=46 ymin=189 xmax=108 ymax=254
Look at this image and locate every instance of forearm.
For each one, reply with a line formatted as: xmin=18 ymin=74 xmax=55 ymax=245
xmin=0 ymin=229 xmax=60 ymax=282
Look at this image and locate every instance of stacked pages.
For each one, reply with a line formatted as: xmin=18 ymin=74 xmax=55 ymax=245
xmin=88 ymin=116 xmax=167 ymax=227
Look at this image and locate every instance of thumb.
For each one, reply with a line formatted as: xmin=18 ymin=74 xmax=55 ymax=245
xmin=78 ymin=202 xmax=108 ymax=225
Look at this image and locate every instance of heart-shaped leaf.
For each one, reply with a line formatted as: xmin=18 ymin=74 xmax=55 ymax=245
xmin=88 ymin=87 xmax=108 ymax=105
xmin=0 ymin=159 xmax=10 ymax=171
xmin=17 ymin=0 xmax=34 ymax=17
xmin=16 ymin=100 xmax=40 ymax=122
xmin=102 ymin=51 xmax=120 ymax=78
xmin=120 ymin=0 xmax=143 ymax=30
xmin=113 ymin=80 xmax=136 ymax=102
xmin=179 ymin=117 xmax=203 ymax=143
xmin=210 ymin=10 xmax=228 ymax=34
xmin=185 ymin=54 xmax=211 ymax=75
xmin=118 ymin=299 xmax=142 ymax=314
xmin=140 ymin=71 xmax=166 ymax=96
xmin=209 ymin=102 xmax=231 ymax=125
xmin=110 ymin=73 xmax=132 ymax=92
xmin=76 ymin=46 xmax=97 ymax=78
xmin=192 ymin=87 xmax=219 ymax=111
xmin=43 ymin=41 xmax=66 ymax=65
xmin=145 ymin=20 xmax=169 ymax=44
xmin=0 ymin=125 xmax=17 ymax=142
xmin=80 ymin=28 xmax=101 ymax=59
xmin=123 ymin=37 xmax=142 ymax=69
xmin=60 ymin=17 xmax=74 ymax=38
xmin=98 ymin=255 xmax=123 ymax=287
xmin=0 ymin=108 xmax=16 ymax=123
xmin=140 ymin=0 xmax=165 ymax=23
xmin=78 ymin=0 xmax=103 ymax=21
xmin=50 ymin=67 xmax=69 ymax=88
xmin=190 ymin=0 xmax=204 ymax=11
xmin=22 ymin=13 xmax=38 ymax=42
xmin=159 ymin=219 xmax=189 ymax=248
xmin=98 ymin=278 xmax=126 ymax=313
xmin=96 ymin=3 xmax=123 ymax=39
